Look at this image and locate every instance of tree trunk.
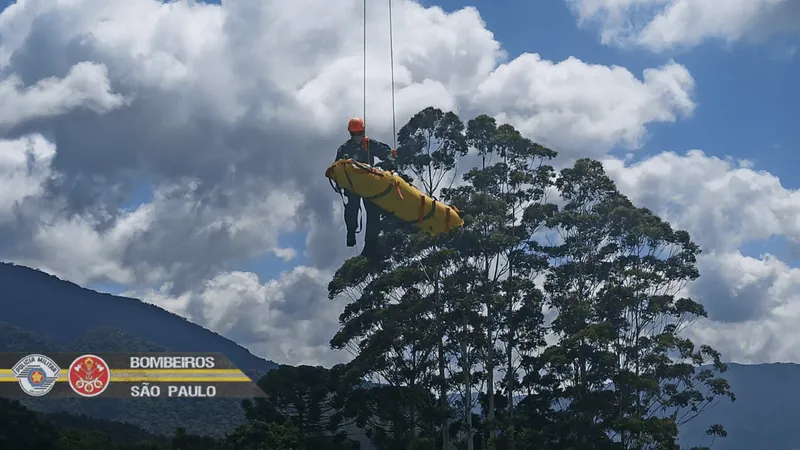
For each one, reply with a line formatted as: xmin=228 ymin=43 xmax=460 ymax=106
xmin=486 ymin=258 xmax=495 ymax=424
xmin=410 ymin=380 xmax=417 ymax=438
xmin=506 ymin=264 xmax=515 ymax=450
xmin=486 ymin=302 xmax=495 ymax=448
xmin=462 ymin=311 xmax=474 ymax=450
xmin=436 ymin=269 xmax=450 ymax=450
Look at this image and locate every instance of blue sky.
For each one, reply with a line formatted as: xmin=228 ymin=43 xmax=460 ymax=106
xmin=431 ymin=0 xmax=798 ymax=178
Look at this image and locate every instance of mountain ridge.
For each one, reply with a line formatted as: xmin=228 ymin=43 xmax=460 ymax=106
xmin=0 ymin=262 xmax=276 ymax=372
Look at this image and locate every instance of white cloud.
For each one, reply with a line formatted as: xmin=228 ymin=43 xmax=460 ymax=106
xmin=566 ymin=0 xmax=800 ymax=51
xmin=0 ymin=0 xmax=699 ymax=366
xmin=0 ymin=133 xmax=54 ymax=214
xmin=473 ymin=55 xmax=695 ymax=156
xmin=0 ymin=133 xmax=300 ymax=289
xmin=128 ymin=266 xmax=350 ymax=367
xmin=603 ymin=151 xmax=800 ymax=363
xmin=604 ymin=150 xmax=800 ymax=252
xmin=686 ymin=252 xmax=800 ymax=364
xmin=0 ymin=61 xmax=125 ymax=130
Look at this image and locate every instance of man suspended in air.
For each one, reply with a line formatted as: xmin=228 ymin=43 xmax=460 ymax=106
xmin=334 ymin=117 xmax=396 ymax=254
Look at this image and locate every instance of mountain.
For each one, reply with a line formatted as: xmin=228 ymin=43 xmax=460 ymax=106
xmin=679 ymin=362 xmax=800 ymax=450
xmin=0 ymin=262 xmax=276 ymax=373
xmin=0 ymin=262 xmax=278 ymax=436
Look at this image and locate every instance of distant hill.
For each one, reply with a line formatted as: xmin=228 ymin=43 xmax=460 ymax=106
xmin=0 ymin=262 xmax=280 ymax=436
xmin=679 ymin=362 xmax=800 ymax=450
xmin=0 ymin=262 xmax=277 ymax=373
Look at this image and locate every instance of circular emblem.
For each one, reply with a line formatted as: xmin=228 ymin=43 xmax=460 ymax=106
xmin=12 ymin=354 xmax=60 ymax=397
xmin=68 ymin=354 xmax=111 ymax=397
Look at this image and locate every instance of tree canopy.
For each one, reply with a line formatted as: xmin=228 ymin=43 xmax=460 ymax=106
xmin=326 ymin=107 xmax=734 ymax=450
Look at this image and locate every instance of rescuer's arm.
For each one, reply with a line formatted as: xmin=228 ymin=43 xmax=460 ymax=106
xmin=369 ymin=138 xmax=396 ymax=169
xmin=335 ymin=143 xmax=348 ymax=161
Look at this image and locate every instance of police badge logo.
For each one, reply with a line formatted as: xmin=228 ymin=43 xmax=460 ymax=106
xmin=12 ymin=354 xmax=61 ymax=396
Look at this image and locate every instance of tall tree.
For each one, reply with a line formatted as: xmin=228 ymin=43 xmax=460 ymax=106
xmin=329 ymin=107 xmax=469 ymax=448
xmin=328 ymin=106 xmax=734 ymax=450
xmin=399 ymin=106 xmax=470 ymax=449
xmin=460 ymin=114 xmax=506 ymax=441
xmin=446 ymin=116 xmax=556 ymax=449
xmin=237 ymin=365 xmax=358 ymax=450
xmin=329 ymin=209 xmax=448 ymax=447
xmin=440 ymin=255 xmax=483 ymax=450
xmin=396 ymin=106 xmax=468 ymax=197
xmin=540 ymin=159 xmax=735 ymax=449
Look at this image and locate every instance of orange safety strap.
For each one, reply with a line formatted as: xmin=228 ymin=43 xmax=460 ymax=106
xmin=362 ymin=136 xmax=371 ymax=163
xmin=417 ymin=196 xmax=439 ymax=224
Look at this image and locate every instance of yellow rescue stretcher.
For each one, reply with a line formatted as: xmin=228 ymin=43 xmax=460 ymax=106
xmin=325 ymin=159 xmax=464 ymax=236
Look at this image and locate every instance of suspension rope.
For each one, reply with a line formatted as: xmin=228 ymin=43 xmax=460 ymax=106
xmin=362 ymin=0 xmax=398 ymax=151
xmin=363 ymin=0 xmax=367 ymax=126
xmin=388 ymin=0 xmax=398 ymax=151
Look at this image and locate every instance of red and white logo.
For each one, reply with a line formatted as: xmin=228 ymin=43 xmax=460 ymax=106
xmin=68 ymin=354 xmax=111 ymax=397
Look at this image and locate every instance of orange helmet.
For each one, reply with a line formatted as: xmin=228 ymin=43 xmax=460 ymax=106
xmin=348 ymin=117 xmax=365 ymax=133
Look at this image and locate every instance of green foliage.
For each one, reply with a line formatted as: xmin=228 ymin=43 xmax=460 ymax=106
xmin=328 ymin=107 xmax=734 ymax=450
xmin=224 ymin=421 xmax=302 ymax=449
xmin=537 ymin=158 xmax=734 ymax=449
xmin=234 ymin=364 xmax=360 ymax=449
xmin=396 ymin=106 xmax=468 ymax=195
xmin=0 ymin=397 xmax=60 ymax=448
xmin=0 ymin=397 xmax=179 ymax=450
xmin=0 ymin=322 xmax=57 ymax=353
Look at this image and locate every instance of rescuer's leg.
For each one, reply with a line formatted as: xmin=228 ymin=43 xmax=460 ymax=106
xmin=344 ymin=192 xmax=360 ymax=247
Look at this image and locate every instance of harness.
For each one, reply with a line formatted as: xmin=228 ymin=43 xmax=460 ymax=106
xmin=329 ymin=138 xmax=381 ymax=234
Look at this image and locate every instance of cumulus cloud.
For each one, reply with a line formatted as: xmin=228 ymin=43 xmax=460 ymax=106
xmin=0 ymin=0 xmax=700 ymax=365
xmin=127 ymin=266 xmax=349 ymax=367
xmin=473 ymin=55 xmax=695 ymax=156
xmin=603 ymin=151 xmax=800 ymax=363
xmin=685 ymin=251 xmax=800 ymax=364
xmin=0 ymin=61 xmax=125 ymax=130
xmin=604 ymin=150 xmax=800 ymax=252
xmin=566 ymin=0 xmax=800 ymax=51
xmin=0 ymin=132 xmax=300 ymax=291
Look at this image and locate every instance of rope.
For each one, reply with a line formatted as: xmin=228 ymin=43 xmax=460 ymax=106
xmin=363 ymin=0 xmax=367 ymax=127
xmin=388 ymin=0 xmax=398 ymax=151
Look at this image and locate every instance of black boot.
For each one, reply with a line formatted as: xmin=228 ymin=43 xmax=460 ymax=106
xmin=346 ymin=231 xmax=356 ymax=247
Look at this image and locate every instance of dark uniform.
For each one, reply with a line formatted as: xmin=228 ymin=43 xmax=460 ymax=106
xmin=335 ymin=132 xmax=396 ymax=251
